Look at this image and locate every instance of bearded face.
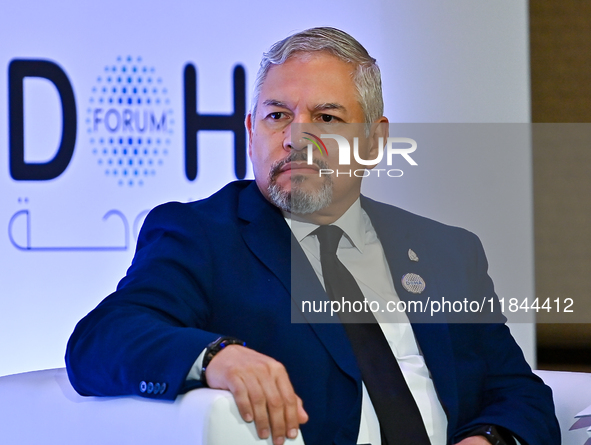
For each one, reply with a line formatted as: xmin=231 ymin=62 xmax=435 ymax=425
xmin=266 ymin=151 xmax=333 ymax=214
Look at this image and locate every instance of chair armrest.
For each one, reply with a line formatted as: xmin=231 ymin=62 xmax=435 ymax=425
xmin=0 ymin=368 xmax=305 ymax=445
xmin=534 ymin=369 xmax=591 ymax=445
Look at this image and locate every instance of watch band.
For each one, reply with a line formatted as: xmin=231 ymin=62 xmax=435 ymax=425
xmin=201 ymin=336 xmax=246 ymax=386
xmin=465 ymin=425 xmax=516 ymax=445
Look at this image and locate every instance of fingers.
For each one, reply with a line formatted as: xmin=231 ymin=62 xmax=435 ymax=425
xmin=204 ymin=345 xmax=308 ymax=444
xmin=250 ymin=377 xmax=275 ymax=441
xmin=226 ymin=377 xmax=254 ymax=422
xmin=276 ymin=371 xmax=303 ymax=440
xmin=296 ymin=396 xmax=309 ymax=425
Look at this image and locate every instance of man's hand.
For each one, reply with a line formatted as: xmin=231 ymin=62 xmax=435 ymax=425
xmin=455 ymin=436 xmax=491 ymax=445
xmin=204 ymin=345 xmax=308 ymax=445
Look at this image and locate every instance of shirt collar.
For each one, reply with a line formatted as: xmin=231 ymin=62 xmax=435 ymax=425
xmin=284 ymin=198 xmax=366 ymax=253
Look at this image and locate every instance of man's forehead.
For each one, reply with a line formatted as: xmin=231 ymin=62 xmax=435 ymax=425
xmin=261 ymin=52 xmax=356 ymax=86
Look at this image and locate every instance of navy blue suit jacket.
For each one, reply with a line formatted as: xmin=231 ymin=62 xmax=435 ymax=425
xmin=66 ymin=180 xmax=559 ymax=445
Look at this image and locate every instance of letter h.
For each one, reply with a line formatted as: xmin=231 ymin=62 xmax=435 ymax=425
xmin=183 ymin=64 xmax=247 ymax=180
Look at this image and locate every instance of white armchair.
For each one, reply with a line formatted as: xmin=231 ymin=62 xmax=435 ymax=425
xmin=0 ymin=367 xmax=589 ymax=445
xmin=0 ymin=367 xmax=305 ymax=445
xmin=534 ymin=370 xmax=591 ymax=445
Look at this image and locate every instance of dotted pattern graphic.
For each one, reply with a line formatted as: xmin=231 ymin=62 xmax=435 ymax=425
xmin=86 ymin=56 xmax=174 ymax=187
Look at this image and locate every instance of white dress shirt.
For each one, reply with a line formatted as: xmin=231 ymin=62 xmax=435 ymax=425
xmin=287 ymin=198 xmax=447 ymax=445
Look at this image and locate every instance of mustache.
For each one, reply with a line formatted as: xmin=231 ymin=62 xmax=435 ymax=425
xmin=269 ymin=151 xmax=330 ymax=180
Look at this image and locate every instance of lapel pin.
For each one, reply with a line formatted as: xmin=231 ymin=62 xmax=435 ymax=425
xmin=401 ymin=273 xmax=426 ymax=294
xmin=408 ymin=249 xmax=419 ymax=262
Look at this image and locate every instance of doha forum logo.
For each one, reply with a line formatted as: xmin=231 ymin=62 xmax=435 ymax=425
xmin=6 ymin=56 xmax=246 ymax=252
xmin=8 ymin=57 xmax=246 ymax=185
xmin=87 ymin=56 xmax=174 ymax=187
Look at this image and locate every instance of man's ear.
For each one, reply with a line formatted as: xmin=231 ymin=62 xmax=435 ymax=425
xmin=245 ymin=113 xmax=254 ymax=158
xmin=367 ymin=116 xmax=389 ymax=166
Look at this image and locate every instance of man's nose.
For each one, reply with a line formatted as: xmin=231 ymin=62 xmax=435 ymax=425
xmin=283 ymin=123 xmax=310 ymax=152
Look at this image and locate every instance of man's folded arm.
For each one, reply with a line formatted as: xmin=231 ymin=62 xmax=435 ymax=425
xmin=65 ymin=202 xmax=222 ymax=399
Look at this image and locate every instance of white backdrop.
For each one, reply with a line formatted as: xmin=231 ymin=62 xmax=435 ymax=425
xmin=0 ymin=0 xmax=533 ymax=377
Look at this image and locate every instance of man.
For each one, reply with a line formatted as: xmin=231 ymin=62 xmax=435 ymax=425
xmin=66 ymin=27 xmax=560 ymax=445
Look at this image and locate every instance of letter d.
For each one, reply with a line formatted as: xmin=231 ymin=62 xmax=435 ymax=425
xmin=9 ymin=59 xmax=77 ymax=180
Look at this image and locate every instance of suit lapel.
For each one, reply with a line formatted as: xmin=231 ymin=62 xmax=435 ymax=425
xmin=237 ymin=182 xmax=361 ymax=381
xmin=238 ymin=182 xmax=292 ymax=293
xmin=361 ymin=196 xmax=459 ymax=430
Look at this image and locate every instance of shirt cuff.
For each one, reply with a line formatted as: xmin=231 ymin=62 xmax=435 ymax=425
xmin=186 ymin=347 xmax=207 ymax=381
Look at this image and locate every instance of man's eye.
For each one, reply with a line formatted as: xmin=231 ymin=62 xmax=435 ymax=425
xmin=320 ymin=114 xmax=337 ymax=123
xmin=269 ymin=112 xmax=284 ymax=120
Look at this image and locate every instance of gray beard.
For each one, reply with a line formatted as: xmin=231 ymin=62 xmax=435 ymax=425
xmin=267 ymin=152 xmax=333 ymax=214
xmin=268 ymin=176 xmax=333 ymax=214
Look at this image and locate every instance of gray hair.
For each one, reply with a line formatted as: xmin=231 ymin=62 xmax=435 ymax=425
xmin=250 ymin=27 xmax=384 ymax=126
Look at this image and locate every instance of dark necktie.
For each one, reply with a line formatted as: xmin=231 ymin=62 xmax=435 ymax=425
xmin=314 ymin=225 xmax=431 ymax=445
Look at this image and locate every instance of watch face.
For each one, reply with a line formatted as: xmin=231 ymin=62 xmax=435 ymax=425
xmin=467 ymin=425 xmax=512 ymax=445
xmin=203 ymin=337 xmax=246 ymax=371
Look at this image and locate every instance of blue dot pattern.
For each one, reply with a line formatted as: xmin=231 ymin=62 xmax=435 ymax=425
xmin=87 ymin=56 xmax=174 ymax=187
